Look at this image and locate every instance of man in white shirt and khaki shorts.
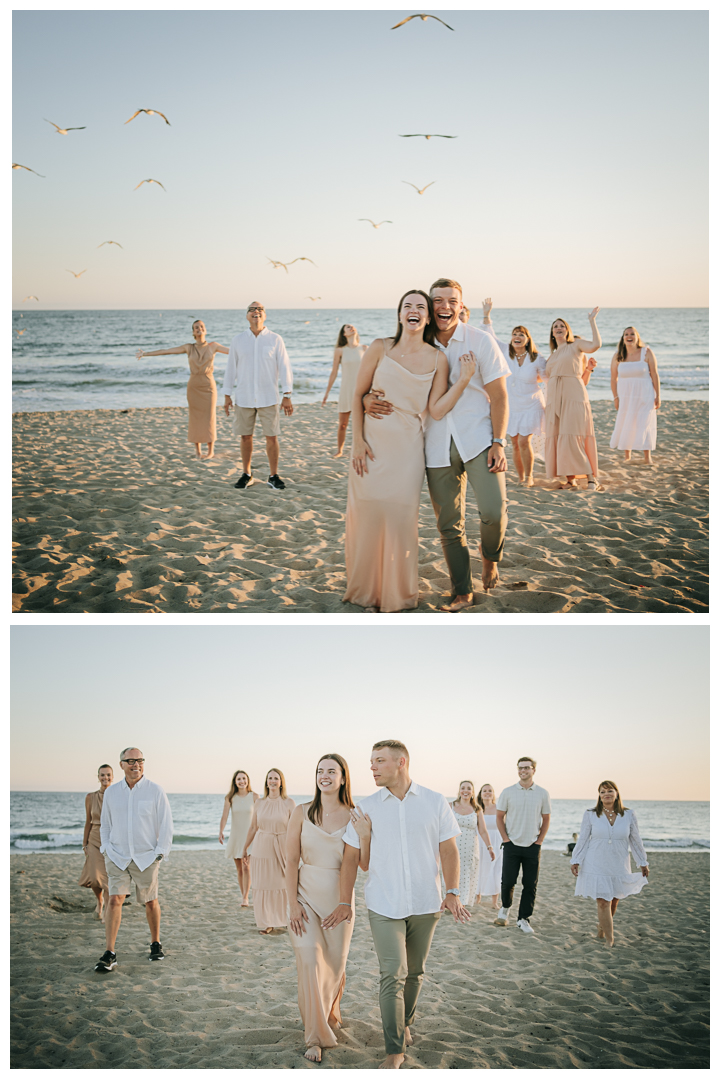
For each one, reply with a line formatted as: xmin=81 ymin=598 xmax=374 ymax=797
xmin=494 ymin=756 xmax=551 ymax=934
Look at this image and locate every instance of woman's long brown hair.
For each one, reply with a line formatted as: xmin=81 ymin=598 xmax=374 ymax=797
xmin=593 ymin=780 xmax=625 ymax=817
xmin=226 ymin=770 xmax=252 ymax=802
xmin=391 ymin=289 xmax=438 ymax=348
xmin=306 ymin=753 xmax=354 ymax=826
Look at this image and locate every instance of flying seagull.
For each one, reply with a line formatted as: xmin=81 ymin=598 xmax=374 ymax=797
xmin=403 ymin=180 xmax=435 ymax=194
xmin=358 ymin=219 xmax=393 ymax=229
xmin=98 ymin=240 xmax=124 ymax=248
xmin=288 ymin=257 xmax=317 ymax=266
xmin=267 ymin=258 xmax=290 ymax=273
xmin=66 ymin=269 xmax=87 ymax=278
xmin=399 ymin=133 xmax=457 ymax=140
xmin=125 ymin=109 xmax=171 ymax=125
xmin=22 ymin=295 xmax=39 ymax=302
xmin=306 ymin=296 xmax=322 ymax=301
xmin=134 ymin=179 xmax=166 ymax=190
xmin=44 ymin=119 xmax=86 ymax=134
xmin=13 ymin=163 xmax=45 ymax=176
xmin=392 ymin=14 xmax=454 ymax=30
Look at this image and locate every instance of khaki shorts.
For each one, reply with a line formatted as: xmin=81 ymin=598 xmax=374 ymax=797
xmin=233 ymin=404 xmax=281 ymax=437
xmin=105 ymin=857 xmax=161 ymax=904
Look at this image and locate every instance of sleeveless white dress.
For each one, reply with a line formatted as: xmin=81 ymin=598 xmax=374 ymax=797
xmin=572 ymin=808 xmax=648 ymax=901
xmin=477 ymin=811 xmax=503 ymax=896
xmin=610 ymin=347 xmax=657 ymax=451
xmin=225 ymin=793 xmax=255 ymax=860
xmin=337 ymin=345 xmax=364 ymax=412
xmin=440 ymin=808 xmax=480 ymax=906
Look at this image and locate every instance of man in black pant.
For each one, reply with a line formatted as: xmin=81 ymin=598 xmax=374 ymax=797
xmin=494 ymin=757 xmax=551 ymax=934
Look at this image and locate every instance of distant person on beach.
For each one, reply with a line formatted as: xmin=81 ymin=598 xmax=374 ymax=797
xmin=322 ymin=324 xmax=367 ymax=458
xmin=95 ymin=747 xmax=173 ymax=971
xmin=444 ymin=781 xmax=495 ymax=907
xmin=545 ymin=310 xmax=602 ymax=490
xmin=323 ymin=739 xmax=469 ymax=1070
xmin=565 ymin=832 xmax=579 ymax=856
xmin=610 ymin=327 xmax=661 ymax=466
xmin=571 ymin=781 xmax=649 ymax=947
xmin=459 ymin=305 xmax=470 ymax=324
xmin=241 ymin=769 xmax=295 ymax=933
xmin=482 ymin=299 xmax=548 ymax=488
xmin=219 ymin=770 xmax=259 ymax=906
xmin=286 ymin=754 xmax=370 ymax=1064
xmin=476 ymin=783 xmax=503 ymax=909
xmin=494 ymin=757 xmax=551 ymax=934
xmin=136 ymin=319 xmax=229 ymax=460
xmin=222 ymin=301 xmax=293 ymax=491
xmin=364 ymin=278 xmax=510 ymax=610
xmin=78 ymin=764 xmax=113 ymax=921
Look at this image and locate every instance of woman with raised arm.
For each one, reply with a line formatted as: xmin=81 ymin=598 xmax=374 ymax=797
xmin=136 ymin=319 xmax=229 ymax=459
xmin=322 ymin=324 xmax=367 ymax=458
xmin=219 ymin=770 xmax=259 ymax=906
xmin=475 ymin=783 xmax=503 ymax=909
xmin=445 ymin=781 xmax=494 ymax=907
xmin=242 ymin=769 xmax=295 ymax=934
xmin=571 ymin=781 xmax=649 ymax=947
xmin=545 ymin=308 xmax=602 ymax=491
xmin=609 ymin=327 xmax=661 ymax=466
xmin=78 ymin=764 xmax=114 ymax=920
xmin=344 ymin=289 xmax=477 ymax=612
xmin=286 ymin=754 xmax=370 ymax=1064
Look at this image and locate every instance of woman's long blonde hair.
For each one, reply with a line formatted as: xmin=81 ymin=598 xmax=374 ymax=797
xmin=549 ymin=318 xmax=575 ymax=353
xmin=264 ymin=768 xmax=287 ymax=798
xmin=454 ymin=780 xmax=479 ymax=811
xmin=478 ymin=783 xmax=495 ymax=811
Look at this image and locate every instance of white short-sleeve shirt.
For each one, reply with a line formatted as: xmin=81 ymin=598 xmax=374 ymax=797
xmin=496 ymin=782 xmax=551 ymax=847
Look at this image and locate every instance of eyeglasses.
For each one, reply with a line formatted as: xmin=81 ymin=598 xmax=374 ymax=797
xmin=248 ymin=307 xmax=265 ymax=313
xmin=122 ymin=758 xmax=145 ymax=765
xmin=517 ymin=766 xmax=533 ymax=771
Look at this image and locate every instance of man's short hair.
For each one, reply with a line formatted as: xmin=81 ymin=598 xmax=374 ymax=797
xmin=120 ymin=747 xmax=142 ymax=761
xmin=372 ymin=739 xmax=410 ymax=761
xmin=429 ymin=277 xmax=463 ymax=297
xmin=517 ymin=756 xmax=537 ymax=768
xmin=246 ymin=300 xmax=265 ymax=312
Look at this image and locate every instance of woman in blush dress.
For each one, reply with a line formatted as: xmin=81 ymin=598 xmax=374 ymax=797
xmin=444 ymin=781 xmax=495 ymax=907
xmin=344 ymin=289 xmax=477 ymax=612
xmin=322 ymin=324 xmax=367 ymax=458
xmin=219 ymin=770 xmax=259 ymax=906
xmin=286 ymin=754 xmax=371 ymax=1064
xmin=610 ymin=327 xmax=661 ymax=466
xmin=242 ymin=769 xmax=296 ymax=934
xmin=78 ymin=764 xmax=114 ymax=920
xmin=136 ymin=319 xmax=229 ymax=459
xmin=545 ymin=309 xmax=602 ymax=491
xmin=571 ymin=781 xmax=649 ymax=947
xmin=476 ymin=783 xmax=503 ymax=909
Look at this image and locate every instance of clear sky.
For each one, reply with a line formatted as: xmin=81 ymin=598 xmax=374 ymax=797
xmin=12 ymin=9 xmax=708 ymax=309
xmin=11 ymin=625 xmax=708 ymax=799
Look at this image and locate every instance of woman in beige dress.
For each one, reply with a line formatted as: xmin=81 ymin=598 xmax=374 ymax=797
xmin=136 ymin=319 xmax=229 ymax=459
xmin=545 ymin=308 xmax=602 ymax=490
xmin=78 ymin=764 xmax=113 ymax=920
xmin=286 ymin=754 xmax=371 ymax=1063
xmin=242 ymin=769 xmax=295 ymax=933
xmin=322 ymin=324 xmax=367 ymax=457
xmin=219 ymin=770 xmax=259 ymax=906
xmin=344 ymin=289 xmax=477 ymax=612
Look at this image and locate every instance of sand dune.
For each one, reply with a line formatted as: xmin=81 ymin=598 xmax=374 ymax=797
xmin=12 ymin=401 xmax=707 ymax=613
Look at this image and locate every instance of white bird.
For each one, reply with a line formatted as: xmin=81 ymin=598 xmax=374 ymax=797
xmin=134 ymin=179 xmax=166 ymax=190
xmin=306 ymin=296 xmax=322 ymax=301
xmin=391 ymin=13 xmax=454 ymax=30
xmin=403 ymin=180 xmax=435 ymax=194
xmin=66 ymin=269 xmax=87 ymax=278
xmin=358 ymin=219 xmax=393 ymax=229
xmin=22 ymin=295 xmax=39 ymax=301
xmin=13 ymin=163 xmax=45 ymax=176
xmin=44 ymin=119 xmax=86 ymax=134
xmin=125 ymin=109 xmax=171 ymax=126
xmin=288 ymin=257 xmax=317 ymax=266
xmin=98 ymin=241 xmax=124 ymax=248
xmin=267 ymin=258 xmax=290 ymax=273
xmin=399 ymin=133 xmax=457 ymax=140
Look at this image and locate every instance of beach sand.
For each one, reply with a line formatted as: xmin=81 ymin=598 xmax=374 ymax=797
xmin=12 ymin=401 xmax=708 ymax=613
xmin=10 ymin=850 xmax=708 ymax=1069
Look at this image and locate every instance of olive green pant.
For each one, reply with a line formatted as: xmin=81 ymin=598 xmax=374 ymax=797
xmin=426 ymin=439 xmax=508 ymax=598
xmin=367 ymin=909 xmax=442 ymax=1055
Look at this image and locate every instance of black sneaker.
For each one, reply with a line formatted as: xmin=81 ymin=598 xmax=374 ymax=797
xmin=149 ymin=941 xmax=165 ymax=961
xmin=234 ymin=473 xmax=254 ymax=489
xmin=94 ymin=950 xmax=117 ymax=972
xmin=267 ymin=474 xmax=286 ymax=491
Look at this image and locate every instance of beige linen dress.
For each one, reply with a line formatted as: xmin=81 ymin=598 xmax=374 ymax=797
xmin=337 ymin=345 xmax=364 ymax=412
xmin=544 ymin=342 xmax=599 ymax=478
xmin=186 ymin=343 xmax=218 ymax=444
xmin=78 ymin=789 xmax=108 ymax=891
xmin=251 ymin=796 xmax=296 ymax=929
xmin=225 ymin=793 xmax=255 ymax=860
xmin=289 ymin=809 xmax=355 ymax=1048
xmin=344 ymin=353 xmax=437 ymax=612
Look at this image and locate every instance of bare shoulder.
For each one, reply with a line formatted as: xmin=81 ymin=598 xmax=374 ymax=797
xmin=253 ymin=792 xmax=260 ymax=801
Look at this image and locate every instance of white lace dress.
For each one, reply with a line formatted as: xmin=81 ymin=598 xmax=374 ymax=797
xmin=572 ymin=808 xmax=648 ymax=901
xmin=610 ymin=347 xmax=657 ymax=451
xmin=482 ymin=318 xmax=547 ymax=437
xmin=477 ymin=812 xmax=503 ymax=896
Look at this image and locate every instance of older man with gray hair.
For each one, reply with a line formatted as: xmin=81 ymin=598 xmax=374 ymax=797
xmin=95 ymin=747 xmax=173 ymax=972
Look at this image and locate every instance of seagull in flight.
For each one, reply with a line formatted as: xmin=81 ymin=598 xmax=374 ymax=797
xmin=403 ymin=180 xmax=435 ymax=194
xmin=98 ymin=240 xmax=124 ymax=248
xmin=358 ymin=219 xmax=393 ymax=229
xmin=391 ymin=13 xmax=454 ymax=30
xmin=399 ymin=133 xmax=457 ymax=140
xmin=66 ymin=269 xmax=87 ymax=278
xmin=44 ymin=119 xmax=86 ymax=134
xmin=13 ymin=163 xmax=45 ymax=176
xmin=288 ymin=257 xmax=317 ymax=266
xmin=306 ymin=296 xmax=322 ymax=301
xmin=125 ymin=109 xmax=171 ymax=126
xmin=134 ymin=179 xmax=166 ymax=190
xmin=267 ymin=258 xmax=290 ymax=273
xmin=22 ymin=295 xmax=39 ymax=302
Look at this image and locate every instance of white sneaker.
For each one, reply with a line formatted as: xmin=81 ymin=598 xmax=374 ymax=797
xmin=517 ymin=918 xmax=534 ymax=934
xmin=494 ymin=907 xmax=510 ymax=926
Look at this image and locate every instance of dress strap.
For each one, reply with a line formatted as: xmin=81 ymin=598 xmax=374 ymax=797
xmin=640 ymin=345 xmax=647 ymax=362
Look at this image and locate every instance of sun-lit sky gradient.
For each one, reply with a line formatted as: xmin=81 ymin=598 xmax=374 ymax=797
xmin=13 ymin=9 xmax=708 ymax=309
xmin=11 ymin=626 xmax=708 ymax=799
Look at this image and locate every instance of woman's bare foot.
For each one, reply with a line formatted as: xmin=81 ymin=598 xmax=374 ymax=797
xmin=596 ymin=924 xmax=605 ymax=939
xmin=241 ymin=900 xmax=250 ymax=907
xmin=525 ymin=475 xmax=534 ymax=488
xmin=624 ymin=451 xmax=631 ymax=461
xmin=481 ymin=556 xmax=500 ymax=591
xmin=304 ymin=1046 xmax=322 ymax=1062
xmin=331 ymin=450 xmax=344 ymax=459
xmin=259 ymin=927 xmax=273 ymax=934
xmin=204 ymin=451 xmax=215 ymax=460
xmin=380 ymin=1055 xmax=405 ymax=1069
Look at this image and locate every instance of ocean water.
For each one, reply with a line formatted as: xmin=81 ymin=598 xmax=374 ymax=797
xmin=9 ymin=792 xmax=709 ymax=855
xmin=12 ymin=307 xmax=708 ymax=413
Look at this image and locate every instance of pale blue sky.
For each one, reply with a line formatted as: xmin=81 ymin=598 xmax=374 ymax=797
xmin=11 ymin=626 xmax=708 ymax=799
xmin=13 ymin=9 xmax=708 ymax=308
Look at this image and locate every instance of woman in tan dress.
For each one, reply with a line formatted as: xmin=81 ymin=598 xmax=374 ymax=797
xmin=242 ymin=769 xmax=295 ymax=933
xmin=136 ymin=319 xmax=229 ymax=459
xmin=344 ymin=290 xmax=477 ymax=612
xmin=218 ymin=770 xmax=259 ymax=906
xmin=78 ymin=764 xmax=113 ymax=920
xmin=321 ymin=324 xmax=367 ymax=457
xmin=286 ymin=755 xmax=371 ymax=1063
xmin=545 ymin=308 xmax=602 ymax=491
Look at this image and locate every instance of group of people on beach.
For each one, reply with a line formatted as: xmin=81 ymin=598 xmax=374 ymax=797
xmin=81 ymin=744 xmax=649 ymax=1069
xmin=136 ymin=281 xmax=662 ymax=612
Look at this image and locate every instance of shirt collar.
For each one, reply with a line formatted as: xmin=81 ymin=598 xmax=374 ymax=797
xmin=516 ymin=780 xmax=535 ymax=790
xmin=124 ymin=774 xmax=146 ymax=791
xmin=435 ymin=320 xmax=466 ymax=349
xmin=380 ymin=779 xmax=418 ymax=801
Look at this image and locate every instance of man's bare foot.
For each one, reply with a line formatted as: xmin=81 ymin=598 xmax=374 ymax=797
xmin=440 ymin=593 xmax=474 ymax=612
xmin=481 ymin=557 xmax=500 ymax=591
xmin=379 ymin=1054 xmax=404 ymax=1069
xmin=405 ymin=1028 xmax=413 ymax=1046
xmin=304 ymin=1046 xmax=322 ymax=1062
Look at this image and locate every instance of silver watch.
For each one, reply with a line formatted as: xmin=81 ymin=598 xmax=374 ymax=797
xmin=445 ymin=888 xmax=460 ymax=896
xmin=492 ymin=437 xmax=507 ymax=447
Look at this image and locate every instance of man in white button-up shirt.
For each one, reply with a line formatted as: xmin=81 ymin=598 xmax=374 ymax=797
xmin=222 ymin=301 xmax=293 ymax=491
xmin=96 ymin=747 xmax=173 ymax=971
xmin=323 ymin=740 xmax=468 ymax=1069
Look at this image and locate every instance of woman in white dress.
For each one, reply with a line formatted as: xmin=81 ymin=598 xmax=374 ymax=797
xmin=482 ymin=299 xmax=547 ymax=487
xmin=219 ymin=770 xmax=259 ymax=906
xmin=475 ymin=783 xmax=503 ymax=909
xmin=444 ymin=781 xmax=495 ymax=907
xmin=610 ymin=327 xmax=661 ymax=465
xmin=571 ymin=780 xmax=649 ymax=946
xmin=322 ymin=324 xmax=367 ymax=458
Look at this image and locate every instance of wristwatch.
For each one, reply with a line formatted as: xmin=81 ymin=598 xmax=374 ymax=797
xmin=445 ymin=888 xmax=460 ymax=896
xmin=492 ymin=437 xmax=507 ymax=447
